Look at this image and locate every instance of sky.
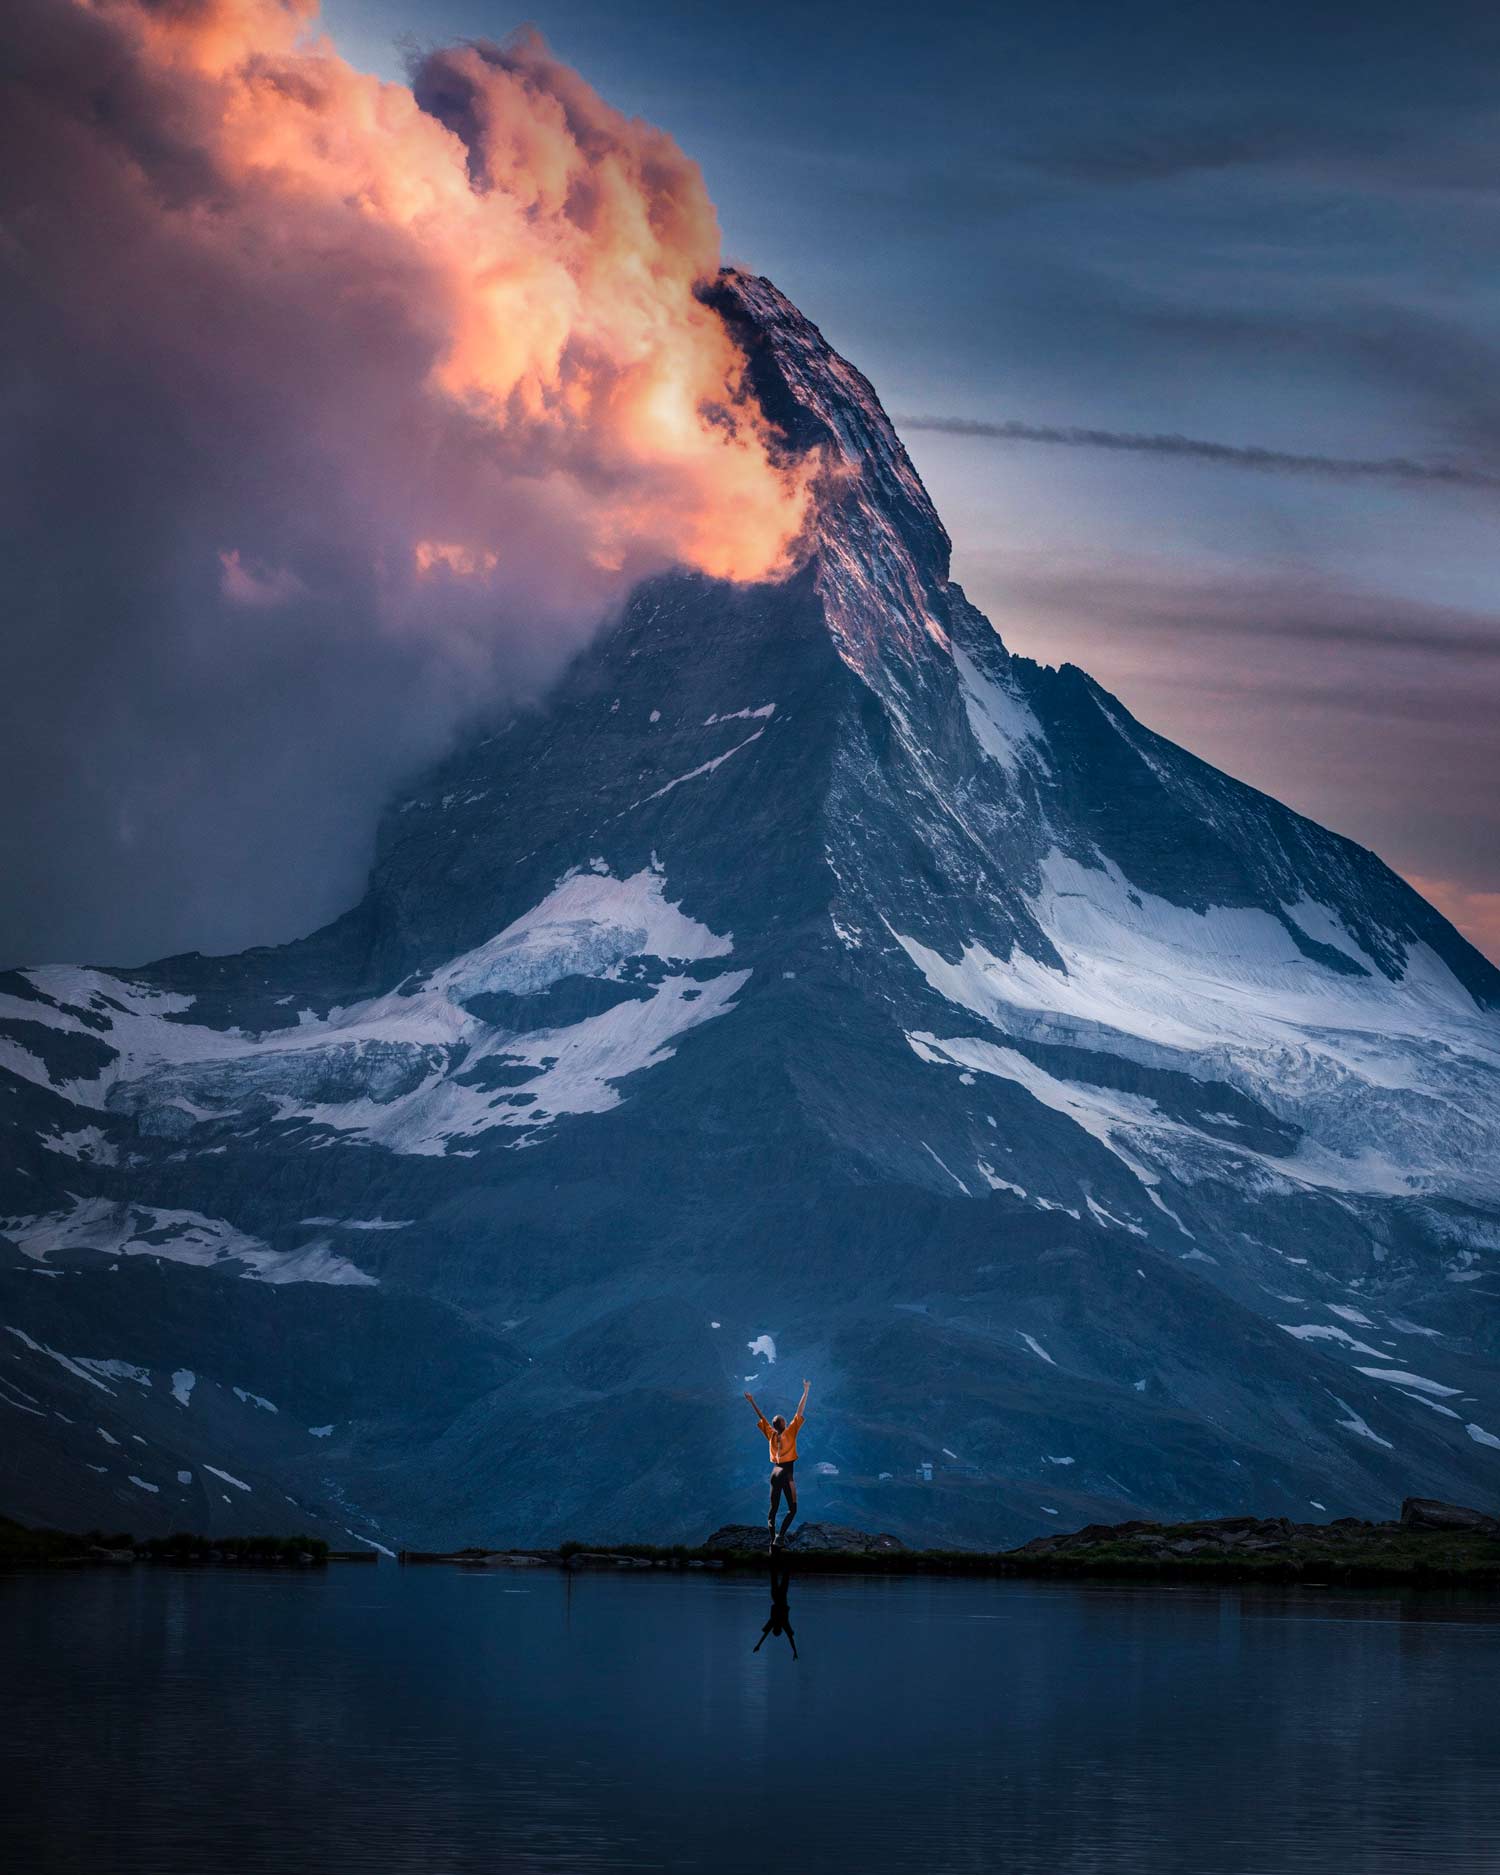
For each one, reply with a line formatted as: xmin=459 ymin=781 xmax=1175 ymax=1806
xmin=4 ymin=0 xmax=1498 ymax=965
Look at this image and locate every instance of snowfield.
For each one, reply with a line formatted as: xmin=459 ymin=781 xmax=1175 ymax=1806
xmin=895 ymin=847 xmax=1500 ymax=1201
xmin=1 ymin=867 xmax=747 ymax=1160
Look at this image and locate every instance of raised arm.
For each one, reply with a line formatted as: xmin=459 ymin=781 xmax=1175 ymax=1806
xmin=792 ymin=1378 xmax=810 ymax=1424
xmin=743 ymin=1390 xmax=764 ymax=1420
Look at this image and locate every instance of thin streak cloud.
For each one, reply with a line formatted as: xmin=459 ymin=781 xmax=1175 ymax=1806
xmin=899 ymin=417 xmax=1500 ymax=490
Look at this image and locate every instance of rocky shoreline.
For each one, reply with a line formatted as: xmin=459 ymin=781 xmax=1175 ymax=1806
xmin=395 ymin=1498 xmax=1500 ymax=1586
xmin=10 ymin=1499 xmax=1499 ymax=1584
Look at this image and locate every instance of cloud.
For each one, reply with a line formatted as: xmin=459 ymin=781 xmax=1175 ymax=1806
xmin=218 ymin=551 xmax=307 ymax=609
xmin=0 ymin=0 xmax=811 ymax=966
xmin=1019 ymin=117 xmax=1328 ymax=187
xmin=975 ymin=553 xmax=1500 ymax=665
xmin=899 ymin=417 xmax=1500 ymax=490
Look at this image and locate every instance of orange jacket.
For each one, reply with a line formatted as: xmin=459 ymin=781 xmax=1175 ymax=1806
xmin=757 ymin=1411 xmax=804 ymax=1465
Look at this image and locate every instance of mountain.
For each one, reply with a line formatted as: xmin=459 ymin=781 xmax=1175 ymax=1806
xmin=3 ymin=271 xmax=1499 ymax=1553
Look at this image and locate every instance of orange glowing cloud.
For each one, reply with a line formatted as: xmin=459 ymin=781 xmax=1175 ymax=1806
xmin=414 ymin=540 xmax=500 ymax=579
xmin=0 ymin=0 xmax=819 ymax=960
xmin=51 ymin=0 xmax=811 ymax=608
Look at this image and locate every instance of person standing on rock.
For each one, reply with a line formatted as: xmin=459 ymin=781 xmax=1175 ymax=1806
xmin=744 ymin=1378 xmax=810 ymax=1549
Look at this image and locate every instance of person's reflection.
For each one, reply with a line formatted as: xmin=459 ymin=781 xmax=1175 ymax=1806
xmin=753 ymin=1560 xmax=798 ymax=1660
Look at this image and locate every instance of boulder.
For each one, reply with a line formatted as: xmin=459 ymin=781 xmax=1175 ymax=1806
xmin=701 ymin=1523 xmax=906 ymax=1555
xmin=787 ymin=1524 xmax=906 ymax=1554
xmin=1400 ymin=1498 xmax=1500 ymax=1537
xmin=703 ymin=1525 xmax=775 ymax=1552
xmin=1012 ymin=1535 xmax=1067 ymax=1557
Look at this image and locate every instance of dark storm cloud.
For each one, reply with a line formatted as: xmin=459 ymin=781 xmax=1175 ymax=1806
xmin=898 ymin=418 xmax=1500 ymax=491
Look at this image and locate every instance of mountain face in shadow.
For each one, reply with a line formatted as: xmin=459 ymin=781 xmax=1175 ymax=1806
xmin=3 ymin=272 xmax=1498 ymax=1551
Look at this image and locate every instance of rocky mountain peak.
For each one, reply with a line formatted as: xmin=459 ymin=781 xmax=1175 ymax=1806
xmin=708 ymin=268 xmax=953 ymax=676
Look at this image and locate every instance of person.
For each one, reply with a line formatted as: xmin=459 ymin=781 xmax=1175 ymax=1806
xmin=753 ymin=1559 xmax=798 ymax=1659
xmin=744 ymin=1378 xmax=810 ymax=1548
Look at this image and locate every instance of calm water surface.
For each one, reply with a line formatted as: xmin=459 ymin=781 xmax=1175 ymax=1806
xmin=4 ymin=1564 xmax=1499 ymax=1873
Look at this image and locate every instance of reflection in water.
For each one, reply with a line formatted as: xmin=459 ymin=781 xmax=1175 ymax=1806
xmin=752 ymin=1562 xmax=798 ymax=1660
xmin=5 ymin=1568 xmax=1500 ymax=1873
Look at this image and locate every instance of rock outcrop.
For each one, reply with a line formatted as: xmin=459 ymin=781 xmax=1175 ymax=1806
xmin=1400 ymin=1497 xmax=1500 ymax=1537
xmin=703 ymin=1523 xmax=906 ymax=1554
xmin=1015 ymin=1515 xmax=1306 ymax=1561
xmin=1013 ymin=1499 xmax=1500 ymax=1564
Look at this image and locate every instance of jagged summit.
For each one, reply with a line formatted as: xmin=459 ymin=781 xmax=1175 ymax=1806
xmin=712 ymin=268 xmax=953 ymax=582
xmin=2 ymin=275 xmax=1498 ymax=1552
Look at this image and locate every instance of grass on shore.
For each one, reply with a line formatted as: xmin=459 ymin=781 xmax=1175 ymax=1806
xmin=1011 ymin=1528 xmax=1500 ymax=1584
xmin=0 ymin=1516 xmax=330 ymax=1566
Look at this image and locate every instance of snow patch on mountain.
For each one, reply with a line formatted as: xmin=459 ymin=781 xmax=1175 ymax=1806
xmin=77 ymin=1359 xmax=151 ymax=1387
xmin=6 ymin=1326 xmax=118 ymax=1393
xmin=6 ymin=868 xmax=746 ymax=1160
xmin=951 ymin=643 xmax=1049 ymax=776
xmin=430 ymin=867 xmax=731 ymax=1000
xmin=1335 ymin=1395 xmax=1395 ymax=1447
xmin=1 ymin=1198 xmax=375 ymax=1285
xmin=39 ymin=1127 xmax=117 ymax=1166
xmin=975 ymin=1162 xmax=1026 ymax=1198
xmin=1086 ymin=1197 xmax=1146 ymax=1236
xmin=895 ymin=847 xmax=1500 ymax=1201
xmin=898 ymin=850 xmax=1483 ymax=1049
xmin=299 ymin=1217 xmax=411 ymax=1231
xmin=637 ymin=730 xmax=765 ymax=807
xmin=907 ymin=1030 xmax=1167 ymax=1194
xmin=1280 ymin=1323 xmax=1388 ymax=1358
xmin=1354 ymin=1367 xmax=1462 ymax=1397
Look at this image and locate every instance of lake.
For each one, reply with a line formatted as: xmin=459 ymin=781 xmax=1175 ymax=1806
xmin=4 ymin=1564 xmax=1499 ymax=1872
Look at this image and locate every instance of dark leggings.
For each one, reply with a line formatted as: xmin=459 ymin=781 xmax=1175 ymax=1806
xmin=768 ymin=1463 xmax=797 ymax=1536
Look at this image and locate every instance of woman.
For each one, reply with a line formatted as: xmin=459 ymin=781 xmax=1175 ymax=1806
xmin=743 ymin=1378 xmax=811 ymax=1548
